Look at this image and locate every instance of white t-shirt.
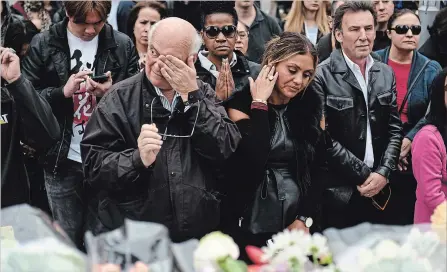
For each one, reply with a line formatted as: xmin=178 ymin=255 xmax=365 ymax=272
xmin=66 ymin=29 xmax=99 ymax=163
xmin=305 ymin=23 xmax=318 ymax=45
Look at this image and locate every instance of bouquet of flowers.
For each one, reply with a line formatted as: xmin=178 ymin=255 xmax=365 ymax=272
xmin=246 ymin=230 xmax=336 ymax=272
xmin=193 ymin=230 xmax=335 ymax=272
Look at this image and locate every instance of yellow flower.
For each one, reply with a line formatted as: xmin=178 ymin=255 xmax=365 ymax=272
xmin=431 ymin=201 xmax=447 ymax=242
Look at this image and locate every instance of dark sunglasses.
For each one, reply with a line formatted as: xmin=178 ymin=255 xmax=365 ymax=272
xmin=204 ymin=25 xmax=237 ymax=39
xmin=390 ymin=25 xmax=421 ymax=35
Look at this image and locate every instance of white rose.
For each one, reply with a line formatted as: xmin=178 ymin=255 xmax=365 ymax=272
xmin=193 ymin=231 xmax=239 ymax=271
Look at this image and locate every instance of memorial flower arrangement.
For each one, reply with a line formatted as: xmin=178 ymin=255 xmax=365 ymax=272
xmin=193 ymin=230 xmax=336 ymax=272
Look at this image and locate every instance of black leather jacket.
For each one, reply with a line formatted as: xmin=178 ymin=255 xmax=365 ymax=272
xmin=309 ymin=49 xmax=403 ymax=200
xmin=195 ymin=51 xmax=261 ymax=95
xmin=81 ymin=72 xmax=241 ymax=241
xmin=21 ymin=19 xmax=139 ymax=173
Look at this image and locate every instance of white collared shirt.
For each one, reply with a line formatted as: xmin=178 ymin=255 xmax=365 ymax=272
xmin=198 ymin=51 xmax=237 ymax=78
xmin=342 ymin=51 xmax=375 ymax=168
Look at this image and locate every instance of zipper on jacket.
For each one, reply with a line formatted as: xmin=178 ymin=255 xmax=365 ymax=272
xmin=53 ymin=119 xmax=67 ymax=176
xmin=239 ymin=217 xmax=243 ymax=227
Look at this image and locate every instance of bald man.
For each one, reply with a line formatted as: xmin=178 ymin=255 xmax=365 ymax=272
xmin=81 ymin=18 xmax=241 ymax=240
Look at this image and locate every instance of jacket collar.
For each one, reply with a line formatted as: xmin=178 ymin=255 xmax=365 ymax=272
xmin=48 ymin=18 xmax=118 ymax=54
xmin=330 ymin=49 xmax=381 ymax=73
xmin=254 ymin=5 xmax=265 ymax=23
xmin=195 ymin=50 xmax=252 ymax=76
xmin=330 ymin=49 xmax=381 ymax=93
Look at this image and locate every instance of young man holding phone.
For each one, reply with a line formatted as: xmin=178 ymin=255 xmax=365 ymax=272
xmin=22 ymin=1 xmax=138 ymax=248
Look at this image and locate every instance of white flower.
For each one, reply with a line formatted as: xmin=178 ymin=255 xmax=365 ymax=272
xmin=261 ymin=229 xmax=312 ymax=263
xmin=193 ymin=231 xmax=239 ymax=272
xmin=269 ymin=244 xmax=307 ymax=267
xmin=310 ymin=233 xmax=330 ymax=257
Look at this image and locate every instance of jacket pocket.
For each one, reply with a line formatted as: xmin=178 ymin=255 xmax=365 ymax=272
xmin=377 ymin=92 xmax=393 ymax=106
xmin=326 ymin=96 xmax=354 ymax=111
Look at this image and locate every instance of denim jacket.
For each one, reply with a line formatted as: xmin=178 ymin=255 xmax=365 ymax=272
xmin=375 ymin=47 xmax=442 ymax=140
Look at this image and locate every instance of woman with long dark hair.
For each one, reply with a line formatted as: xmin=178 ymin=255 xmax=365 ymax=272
xmin=412 ymin=69 xmax=447 ymax=224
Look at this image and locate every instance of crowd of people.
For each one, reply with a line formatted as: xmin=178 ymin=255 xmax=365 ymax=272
xmin=1 ymin=0 xmax=447 ymax=261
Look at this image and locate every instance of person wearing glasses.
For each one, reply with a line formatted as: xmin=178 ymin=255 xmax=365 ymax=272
xmin=21 ymin=1 xmax=139 ymax=249
xmin=309 ymin=2 xmax=403 ymax=229
xmin=127 ymin=2 xmax=166 ymax=71
xmin=81 ymin=17 xmax=241 ymax=242
xmin=375 ymin=9 xmax=442 ymax=225
xmin=196 ymin=2 xmax=260 ymax=101
xmin=235 ymin=22 xmax=249 ymax=55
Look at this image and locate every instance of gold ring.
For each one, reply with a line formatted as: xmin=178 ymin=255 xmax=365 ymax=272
xmin=268 ymin=76 xmax=274 ymax=81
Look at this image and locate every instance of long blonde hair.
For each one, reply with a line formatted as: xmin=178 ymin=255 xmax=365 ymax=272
xmin=284 ymin=1 xmax=330 ymax=35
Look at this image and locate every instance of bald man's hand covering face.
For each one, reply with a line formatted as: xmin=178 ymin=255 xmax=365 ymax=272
xmin=158 ymin=54 xmax=199 ymax=99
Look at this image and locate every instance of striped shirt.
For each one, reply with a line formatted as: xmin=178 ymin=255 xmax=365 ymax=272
xmin=154 ymin=86 xmax=191 ymax=112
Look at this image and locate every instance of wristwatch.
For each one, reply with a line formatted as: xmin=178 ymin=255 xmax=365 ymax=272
xmin=297 ymin=216 xmax=313 ymax=228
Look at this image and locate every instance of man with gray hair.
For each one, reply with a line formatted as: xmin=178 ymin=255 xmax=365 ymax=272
xmin=81 ymin=17 xmax=241 ymax=240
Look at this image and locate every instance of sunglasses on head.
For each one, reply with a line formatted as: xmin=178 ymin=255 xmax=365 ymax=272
xmin=204 ymin=25 xmax=237 ymax=39
xmin=390 ymin=25 xmax=422 ymax=35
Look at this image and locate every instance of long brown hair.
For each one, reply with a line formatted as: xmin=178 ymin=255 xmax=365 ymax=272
xmin=284 ymin=0 xmax=330 ymax=35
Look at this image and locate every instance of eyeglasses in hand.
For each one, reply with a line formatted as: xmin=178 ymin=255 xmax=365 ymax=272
xmin=149 ymin=97 xmax=200 ymax=139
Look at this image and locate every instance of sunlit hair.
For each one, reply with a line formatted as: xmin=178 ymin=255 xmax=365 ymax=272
xmin=261 ymin=32 xmax=318 ymax=72
xmin=148 ymin=21 xmax=202 ymax=55
xmin=284 ymin=0 xmax=330 ymax=36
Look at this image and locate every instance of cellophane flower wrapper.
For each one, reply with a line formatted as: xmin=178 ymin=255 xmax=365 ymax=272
xmin=1 ymin=204 xmax=87 ymax=272
xmin=323 ymin=223 xmax=447 ymax=272
xmin=86 ymin=219 xmax=198 ymax=272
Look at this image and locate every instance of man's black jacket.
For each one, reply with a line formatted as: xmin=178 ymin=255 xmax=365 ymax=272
xmin=81 ymin=72 xmax=241 ymax=241
xmin=21 ymin=18 xmax=139 ymax=173
xmin=195 ymin=51 xmax=261 ymax=95
xmin=1 ymin=76 xmax=60 ymax=207
xmin=308 ymin=49 xmax=403 ymax=202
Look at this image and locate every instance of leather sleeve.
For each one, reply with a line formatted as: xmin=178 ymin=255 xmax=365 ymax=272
xmin=21 ymin=35 xmax=69 ymax=107
xmin=375 ymin=77 xmax=403 ymax=179
xmin=80 ymin=102 xmax=149 ymax=191
xmin=310 ymin=73 xmax=372 ymax=186
xmin=126 ymin=38 xmax=140 ymax=78
xmin=7 ymin=75 xmax=60 ymax=151
xmin=187 ymin=82 xmax=242 ymax=162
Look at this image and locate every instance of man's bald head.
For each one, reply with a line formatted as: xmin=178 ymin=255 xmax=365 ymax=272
xmin=145 ymin=17 xmax=201 ymax=90
xmin=149 ymin=17 xmax=202 ymax=56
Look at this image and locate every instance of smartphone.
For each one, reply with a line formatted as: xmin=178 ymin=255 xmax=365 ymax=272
xmin=89 ymin=74 xmax=109 ymax=83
